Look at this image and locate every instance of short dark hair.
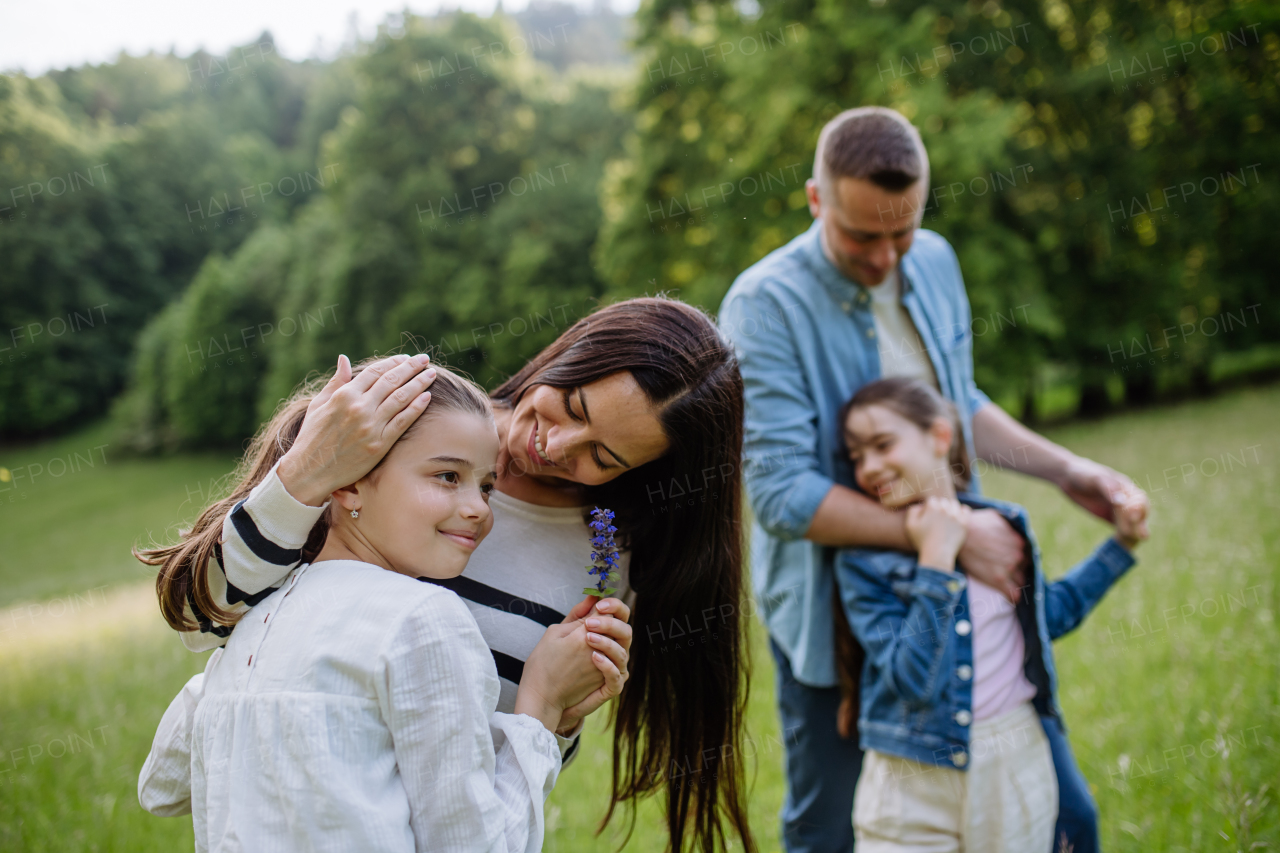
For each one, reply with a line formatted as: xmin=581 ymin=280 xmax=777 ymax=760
xmin=814 ymin=107 xmax=929 ymax=199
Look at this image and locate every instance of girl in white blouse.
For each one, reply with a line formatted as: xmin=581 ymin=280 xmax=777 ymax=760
xmin=138 ymin=365 xmax=626 ymax=853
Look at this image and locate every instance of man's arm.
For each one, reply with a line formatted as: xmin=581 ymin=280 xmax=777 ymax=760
xmin=719 ymin=287 xmax=839 ymax=542
xmin=972 ymin=403 xmax=1149 ymax=526
xmin=806 ymin=484 xmax=911 ymax=549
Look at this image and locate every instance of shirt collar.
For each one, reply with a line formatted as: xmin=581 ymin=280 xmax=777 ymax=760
xmin=798 ymin=218 xmax=917 ymax=304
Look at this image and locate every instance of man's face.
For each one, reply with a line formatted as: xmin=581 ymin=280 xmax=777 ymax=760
xmin=806 ymin=175 xmax=926 ymax=287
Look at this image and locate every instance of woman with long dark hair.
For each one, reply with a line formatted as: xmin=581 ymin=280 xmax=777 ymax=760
xmin=140 ymin=296 xmax=754 ymax=853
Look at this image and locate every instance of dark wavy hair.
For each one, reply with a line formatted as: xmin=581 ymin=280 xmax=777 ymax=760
xmin=492 ymin=296 xmax=754 ymax=853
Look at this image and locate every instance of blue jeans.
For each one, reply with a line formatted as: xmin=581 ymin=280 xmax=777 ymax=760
xmin=770 ymin=638 xmax=1100 ymax=853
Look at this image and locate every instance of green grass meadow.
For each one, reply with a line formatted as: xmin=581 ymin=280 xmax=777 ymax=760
xmin=1 ymin=387 xmax=1277 ymax=851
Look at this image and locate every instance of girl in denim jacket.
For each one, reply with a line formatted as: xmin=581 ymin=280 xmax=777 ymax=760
xmin=832 ymin=377 xmax=1148 ymax=853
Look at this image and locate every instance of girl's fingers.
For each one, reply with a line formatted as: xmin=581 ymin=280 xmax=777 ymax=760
xmin=564 ymin=595 xmax=598 ymax=624
xmin=587 ymin=632 xmax=628 ymax=672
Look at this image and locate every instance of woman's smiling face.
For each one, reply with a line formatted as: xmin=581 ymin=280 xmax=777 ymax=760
xmin=346 ymin=409 xmax=500 ymax=579
xmin=505 ymin=371 xmax=670 ymax=487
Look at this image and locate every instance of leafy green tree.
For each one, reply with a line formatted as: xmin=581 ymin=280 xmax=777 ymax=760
xmin=599 ymin=0 xmax=1277 ymax=416
xmin=116 ymin=13 xmax=630 ymax=448
xmin=0 ymin=38 xmax=352 ymax=438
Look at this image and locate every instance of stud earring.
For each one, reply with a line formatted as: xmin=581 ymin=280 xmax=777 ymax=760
xmin=350 ymin=510 xmax=359 ymax=519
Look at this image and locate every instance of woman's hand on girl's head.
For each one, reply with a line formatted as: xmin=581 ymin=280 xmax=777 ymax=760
xmin=276 ymin=354 xmax=438 ymax=507
xmin=906 ymin=496 xmax=971 ymax=573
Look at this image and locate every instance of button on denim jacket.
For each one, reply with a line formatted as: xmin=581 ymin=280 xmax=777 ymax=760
xmin=835 ymin=494 xmax=1136 ymax=770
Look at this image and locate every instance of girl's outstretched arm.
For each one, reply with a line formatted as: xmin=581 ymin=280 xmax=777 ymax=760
xmin=1043 ymin=538 xmax=1137 ymax=641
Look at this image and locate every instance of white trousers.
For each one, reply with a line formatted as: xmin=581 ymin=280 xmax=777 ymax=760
xmin=853 ymin=702 xmax=1058 ymax=853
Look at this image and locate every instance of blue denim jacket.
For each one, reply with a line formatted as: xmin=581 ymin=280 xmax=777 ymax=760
xmin=719 ymin=220 xmax=991 ymax=687
xmin=835 ymin=494 xmax=1136 ymax=770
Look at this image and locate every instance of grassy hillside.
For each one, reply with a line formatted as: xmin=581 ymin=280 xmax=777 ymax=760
xmin=1 ymin=385 xmax=1277 ymax=851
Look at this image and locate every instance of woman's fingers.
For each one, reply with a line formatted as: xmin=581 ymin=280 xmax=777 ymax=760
xmin=375 ymin=367 xmax=438 ymax=434
xmin=592 ymin=596 xmax=630 ymax=624
xmin=559 ymin=652 xmax=625 ymax=723
xmin=384 ymin=392 xmax=433 ymax=442
xmin=346 ymin=353 xmax=412 ymax=396
xmin=593 ymin=650 xmax=625 ymax=692
xmin=367 ymin=354 xmax=434 ymax=407
xmin=585 ymin=614 xmax=632 ymax=652
xmin=310 ymin=354 xmax=353 ymax=411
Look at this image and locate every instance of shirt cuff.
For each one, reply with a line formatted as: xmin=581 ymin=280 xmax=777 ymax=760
xmin=553 ymin=719 xmax=584 ymax=758
xmin=1094 ymin=536 xmax=1137 ymax=580
xmin=968 ymin=385 xmax=993 ymax=417
xmin=244 ymin=461 xmax=331 ymax=548
xmin=909 ymin=566 xmax=968 ymax=602
xmin=783 ymin=471 xmax=836 ymax=540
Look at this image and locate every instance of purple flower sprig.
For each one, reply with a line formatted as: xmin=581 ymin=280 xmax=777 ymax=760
xmin=584 ymin=507 xmax=620 ymax=597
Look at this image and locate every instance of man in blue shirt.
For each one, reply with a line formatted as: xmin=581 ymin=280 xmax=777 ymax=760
xmin=719 ymin=107 xmax=1148 ymax=853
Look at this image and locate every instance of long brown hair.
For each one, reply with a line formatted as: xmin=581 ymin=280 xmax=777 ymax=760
xmin=136 ymin=361 xmax=491 ymax=633
xmin=831 ymin=376 xmax=971 ymax=738
xmin=492 ymin=296 xmax=754 ymax=853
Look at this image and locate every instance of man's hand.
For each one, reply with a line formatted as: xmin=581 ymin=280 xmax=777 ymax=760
xmin=1059 ymin=456 xmax=1149 ymax=526
xmin=957 ymin=508 xmax=1027 ymax=604
xmin=1113 ymin=491 xmax=1151 ymax=550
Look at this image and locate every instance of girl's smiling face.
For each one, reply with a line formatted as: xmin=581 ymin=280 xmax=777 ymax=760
xmin=843 ymin=403 xmax=956 ymax=508
xmin=328 ymin=409 xmax=500 ymax=580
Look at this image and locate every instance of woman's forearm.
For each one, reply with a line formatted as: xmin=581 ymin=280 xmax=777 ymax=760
xmin=805 ymin=483 xmax=912 ymax=550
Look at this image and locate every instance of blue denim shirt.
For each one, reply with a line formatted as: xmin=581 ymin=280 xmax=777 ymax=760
xmin=719 ymin=220 xmax=991 ymax=687
xmin=835 ymin=494 xmax=1136 ymax=770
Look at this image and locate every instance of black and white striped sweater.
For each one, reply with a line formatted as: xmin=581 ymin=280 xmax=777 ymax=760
xmin=180 ymin=463 xmax=633 ymax=764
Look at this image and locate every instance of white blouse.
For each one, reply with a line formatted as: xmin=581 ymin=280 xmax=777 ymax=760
xmin=139 ymin=560 xmax=561 ymax=853
xmin=179 ymin=463 xmax=632 ymax=766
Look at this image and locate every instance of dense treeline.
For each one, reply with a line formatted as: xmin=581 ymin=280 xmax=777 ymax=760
xmin=1 ymin=1 xmax=1275 ymax=447
xmin=0 ymin=34 xmax=347 ymax=437
xmin=112 ymin=14 xmax=630 ymax=450
xmin=601 ymin=0 xmax=1278 ymax=416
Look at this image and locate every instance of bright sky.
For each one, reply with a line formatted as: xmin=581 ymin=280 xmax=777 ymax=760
xmin=1 ymin=0 xmax=634 ymax=76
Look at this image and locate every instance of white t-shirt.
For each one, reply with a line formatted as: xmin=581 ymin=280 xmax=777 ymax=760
xmin=866 ymin=269 xmax=940 ymax=389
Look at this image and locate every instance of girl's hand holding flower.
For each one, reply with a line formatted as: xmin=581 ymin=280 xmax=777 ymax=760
xmin=555 ymin=595 xmax=632 ymax=734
